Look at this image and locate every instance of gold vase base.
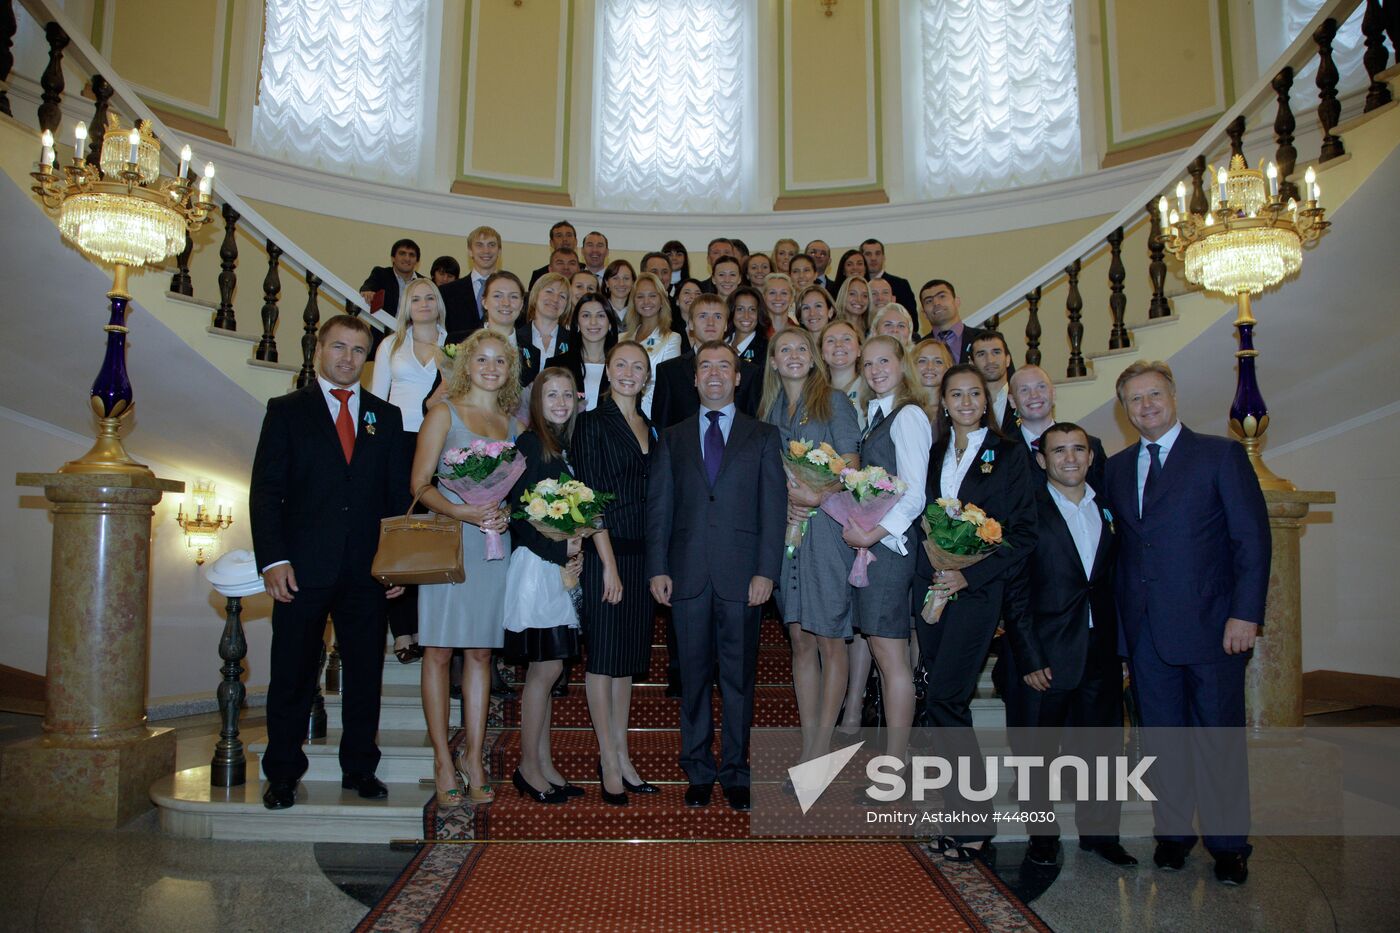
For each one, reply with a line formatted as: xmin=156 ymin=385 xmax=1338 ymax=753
xmin=1236 ymin=434 xmax=1295 ymax=492
xmin=58 ymin=417 xmax=153 ymax=477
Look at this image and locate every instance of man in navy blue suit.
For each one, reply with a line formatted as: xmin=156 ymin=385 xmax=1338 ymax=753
xmin=1105 ymin=360 xmax=1270 ymax=886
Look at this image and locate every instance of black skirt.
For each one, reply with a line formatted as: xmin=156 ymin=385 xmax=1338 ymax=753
xmin=504 ymin=625 xmax=580 ymax=664
xmin=580 ymin=538 xmax=652 ymax=678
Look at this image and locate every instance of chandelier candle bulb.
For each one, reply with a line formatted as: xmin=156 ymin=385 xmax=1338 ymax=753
xmin=1158 ymin=196 xmax=1170 ymax=233
xmin=178 ymin=145 xmax=191 ymax=179
xmin=127 ymin=128 xmax=140 ymax=165
xmin=1176 ymin=181 xmax=1186 ymax=214
xmin=1217 ymin=166 xmax=1229 ymax=205
xmin=1206 ymin=211 xmax=1216 ymax=227
xmin=202 ymin=163 xmax=215 ymax=199
xmin=1266 ymin=162 xmax=1278 ymax=197
xmin=1169 ymin=208 xmax=1180 ymax=226
xmin=74 ymin=121 xmax=87 ymax=150
xmin=40 ymin=130 xmax=54 ymax=168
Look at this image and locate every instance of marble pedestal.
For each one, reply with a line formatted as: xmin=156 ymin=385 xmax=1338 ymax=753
xmin=0 ymin=472 xmax=183 ymax=828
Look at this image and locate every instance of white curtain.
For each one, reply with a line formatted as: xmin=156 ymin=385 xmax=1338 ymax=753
xmin=252 ymin=0 xmax=430 ymax=185
xmin=593 ymin=0 xmax=751 ymax=213
xmin=1281 ymin=0 xmax=1367 ymax=93
xmin=916 ymin=0 xmax=1082 ymax=199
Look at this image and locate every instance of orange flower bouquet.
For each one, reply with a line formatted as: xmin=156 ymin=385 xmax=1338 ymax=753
xmin=781 ymin=438 xmax=848 ymax=556
xmin=920 ymin=498 xmax=1007 ymax=623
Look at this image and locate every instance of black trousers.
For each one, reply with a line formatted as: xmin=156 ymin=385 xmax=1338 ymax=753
xmin=673 ymin=582 xmax=760 ymax=789
xmin=262 ymin=578 xmax=387 ymax=783
xmin=915 ymin=586 xmax=1004 ymax=843
xmin=1003 ymin=628 xmax=1124 ymax=843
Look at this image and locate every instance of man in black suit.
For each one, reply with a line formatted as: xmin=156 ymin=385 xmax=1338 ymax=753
xmin=439 ymin=225 xmax=503 ymax=340
xmin=969 ymin=331 xmax=1019 ymax=436
xmin=250 ymin=314 xmax=412 ymax=810
xmin=1003 ymin=422 xmax=1137 ymax=869
xmin=1105 ymin=360 xmax=1270 ymax=885
xmin=1009 ymin=365 xmax=1108 ymax=491
xmin=581 ymin=230 xmax=610 ymax=286
xmin=359 ymin=238 xmax=422 ymax=318
xmin=528 ymin=220 xmax=578 ymax=288
xmin=647 ymin=341 xmax=785 ymax=812
xmin=651 ymin=294 xmax=762 ymax=429
xmin=920 ymin=279 xmax=986 ymax=363
xmin=861 ymin=238 xmax=917 ymax=327
xmin=804 ymin=239 xmax=834 ymax=294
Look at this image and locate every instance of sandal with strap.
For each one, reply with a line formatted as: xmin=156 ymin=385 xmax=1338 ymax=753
xmin=454 ymin=749 xmax=495 ymax=805
xmin=436 ymin=785 xmax=465 ymax=809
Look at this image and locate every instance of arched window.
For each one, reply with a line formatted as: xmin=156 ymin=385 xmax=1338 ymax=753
xmin=251 ymin=0 xmax=432 ymax=185
xmin=592 ymin=0 xmax=754 ymax=212
xmin=911 ymin=0 xmax=1083 ymax=199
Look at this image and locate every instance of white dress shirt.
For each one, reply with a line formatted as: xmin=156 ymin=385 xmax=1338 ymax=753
xmin=1136 ymin=420 xmax=1183 ymax=514
xmin=1047 ymin=482 xmax=1103 ymax=628
xmin=940 ymin=427 xmax=988 ymax=501
xmin=1021 ymin=424 xmax=1041 ymax=449
xmin=639 ymin=330 xmax=682 ymax=416
xmin=370 ymin=328 xmax=445 ymax=432
xmin=531 ymin=322 xmax=561 ymax=361
xmin=733 ymin=332 xmax=756 ymax=357
xmin=582 ymin=362 xmax=605 ymax=411
xmin=866 ymin=396 xmax=931 ymax=555
xmin=991 ymin=384 xmax=1009 ymax=429
xmin=697 ymin=402 xmax=736 ymax=448
xmin=470 ymin=269 xmax=489 ymax=307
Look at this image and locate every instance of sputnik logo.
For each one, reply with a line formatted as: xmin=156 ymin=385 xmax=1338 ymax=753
xmin=788 ymin=741 xmax=864 ymax=814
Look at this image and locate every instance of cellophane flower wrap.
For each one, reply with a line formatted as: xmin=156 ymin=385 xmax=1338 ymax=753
xmin=781 ymin=439 xmax=848 ymax=556
xmin=512 ymin=473 xmax=615 ymax=588
xmin=819 ymin=465 xmax=908 ymax=587
xmin=437 ymin=440 xmax=526 ymax=560
xmin=920 ymin=497 xmax=1006 ymax=623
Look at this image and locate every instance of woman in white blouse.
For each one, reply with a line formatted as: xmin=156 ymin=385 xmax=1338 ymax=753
xmin=516 ymin=273 xmax=571 ymax=387
xmin=621 ymin=272 xmax=682 ymax=416
xmin=370 ymin=277 xmax=449 ymax=663
xmin=602 ymin=259 xmax=636 ymax=327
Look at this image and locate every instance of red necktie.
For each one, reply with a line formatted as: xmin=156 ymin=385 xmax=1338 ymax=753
xmin=331 ymin=388 xmax=355 ymax=463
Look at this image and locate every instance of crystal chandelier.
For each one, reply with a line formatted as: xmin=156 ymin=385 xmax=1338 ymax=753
xmin=31 ymin=114 xmax=217 ymax=475
xmin=1158 ymin=154 xmax=1330 ymax=491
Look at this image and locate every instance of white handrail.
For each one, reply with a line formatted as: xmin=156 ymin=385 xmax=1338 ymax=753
xmin=964 ymin=0 xmax=1364 ymax=327
xmin=14 ymin=0 xmax=382 ymax=329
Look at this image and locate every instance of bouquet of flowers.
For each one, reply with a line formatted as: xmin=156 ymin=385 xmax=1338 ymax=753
xmin=781 ymin=439 xmax=848 ymax=556
xmin=437 ymin=439 xmax=527 ymax=560
xmin=920 ymin=498 xmax=1006 ymax=623
xmin=513 ymin=474 xmax=615 ymax=588
xmin=820 ymin=465 xmax=908 ymax=587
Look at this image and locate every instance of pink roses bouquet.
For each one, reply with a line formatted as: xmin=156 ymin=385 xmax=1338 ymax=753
xmin=820 ymin=465 xmax=908 ymax=587
xmin=437 ymin=439 xmax=526 ymax=559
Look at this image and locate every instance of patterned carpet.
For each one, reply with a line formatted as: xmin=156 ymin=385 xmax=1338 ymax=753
xmin=357 ymin=615 xmax=1050 ymax=931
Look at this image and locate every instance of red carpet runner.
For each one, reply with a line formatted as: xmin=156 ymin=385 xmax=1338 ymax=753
xmin=356 ymin=617 xmax=1050 ymax=932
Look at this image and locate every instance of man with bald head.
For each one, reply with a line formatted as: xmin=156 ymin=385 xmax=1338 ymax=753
xmin=1009 ymin=365 xmax=1108 ymax=492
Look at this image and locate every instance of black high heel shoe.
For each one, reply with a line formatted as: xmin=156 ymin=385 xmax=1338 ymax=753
xmin=621 ymin=774 xmax=659 ymax=794
xmin=550 ymin=779 xmax=585 ymax=798
xmin=512 ymin=768 xmax=566 ymax=804
xmin=595 ymin=761 xmax=629 ymax=807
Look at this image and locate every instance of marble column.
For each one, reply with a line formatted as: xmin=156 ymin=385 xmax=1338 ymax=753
xmin=1247 ymin=489 xmax=1337 ymax=730
xmin=0 ymin=472 xmax=183 ymax=828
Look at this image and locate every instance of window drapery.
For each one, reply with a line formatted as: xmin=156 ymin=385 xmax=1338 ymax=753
xmin=914 ymin=0 xmax=1083 ymax=199
xmin=251 ymin=0 xmax=431 ymax=186
xmin=593 ymin=0 xmax=752 ymax=212
xmin=1281 ymin=0 xmax=1367 ymax=93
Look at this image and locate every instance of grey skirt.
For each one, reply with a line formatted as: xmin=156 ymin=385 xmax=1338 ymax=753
xmin=851 ymin=542 xmax=915 ymax=640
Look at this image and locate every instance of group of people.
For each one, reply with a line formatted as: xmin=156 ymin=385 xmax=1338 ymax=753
xmin=249 ymin=218 xmax=1270 ymax=887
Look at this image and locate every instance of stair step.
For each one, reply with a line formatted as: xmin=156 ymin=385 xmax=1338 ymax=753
xmin=168 ymin=291 xmax=218 ymax=311
xmin=248 ymin=729 xmax=437 ymax=783
xmin=206 ymin=324 xmax=256 ymax=343
xmin=248 ymin=356 xmax=299 ymax=374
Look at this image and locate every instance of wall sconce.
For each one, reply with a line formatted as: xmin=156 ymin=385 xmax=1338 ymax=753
xmin=175 ymin=479 xmax=233 ymax=564
xmin=821 ymin=0 xmax=837 ymax=15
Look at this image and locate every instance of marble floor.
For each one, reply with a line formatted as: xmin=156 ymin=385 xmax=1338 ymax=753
xmin=3 ymin=710 xmax=1399 ymax=932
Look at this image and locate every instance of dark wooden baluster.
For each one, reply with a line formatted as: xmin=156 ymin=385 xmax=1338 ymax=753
xmin=170 ymin=218 xmax=194 ymax=296
xmin=1315 ymin=19 xmax=1346 ymax=162
xmin=1387 ymin=0 xmax=1399 ymax=66
xmin=256 ymin=242 xmax=283 ymax=362
xmin=213 ymin=204 xmax=240 ymax=331
xmin=1187 ymin=155 xmax=1210 ymax=215
xmin=1145 ymin=200 xmax=1171 ymax=319
xmin=987 ymin=313 xmax=1001 ymax=332
xmin=296 ymin=274 xmax=322 ymax=388
xmin=1106 ymin=228 xmax=1129 ymax=350
xmin=86 ymin=75 xmax=114 ymax=165
xmin=1363 ymin=0 xmax=1395 ymax=111
xmin=1065 ymin=259 xmax=1085 ymax=378
xmin=1024 ymin=287 xmax=1042 ymax=367
xmin=1226 ymin=116 xmax=1247 ymax=165
xmin=0 ymin=2 xmax=17 ymax=117
xmin=37 ymin=22 xmax=68 ymax=133
xmin=1273 ymin=68 xmax=1300 ymax=203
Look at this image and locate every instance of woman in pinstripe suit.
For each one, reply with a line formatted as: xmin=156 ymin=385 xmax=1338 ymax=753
xmin=570 ymin=340 xmax=658 ymax=805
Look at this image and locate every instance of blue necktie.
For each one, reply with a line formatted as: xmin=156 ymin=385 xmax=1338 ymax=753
xmin=1142 ymin=442 xmax=1163 ymax=516
xmin=704 ymin=410 xmax=725 ymax=486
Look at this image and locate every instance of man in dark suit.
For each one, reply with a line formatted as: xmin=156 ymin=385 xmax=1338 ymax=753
xmin=697 ymin=237 xmax=736 ymax=294
xmin=968 ymin=331 xmax=1019 ymax=436
xmin=1105 ymin=360 xmax=1270 ymax=885
xmin=651 ymin=294 xmax=762 ymax=429
xmin=359 ymin=238 xmax=422 ymax=318
xmin=1009 ymin=365 xmax=1107 ymax=491
xmin=861 ymin=238 xmax=917 ymax=328
xmin=804 ymin=239 xmax=834 ymax=294
xmin=919 ymin=279 xmax=986 ymax=363
xmin=528 ymin=220 xmax=578 ymax=288
xmin=439 ymin=226 xmax=504 ymax=341
xmin=1003 ymin=422 xmax=1137 ymax=869
xmin=647 ymin=341 xmax=785 ymax=812
xmin=250 ymin=314 xmax=412 ymax=810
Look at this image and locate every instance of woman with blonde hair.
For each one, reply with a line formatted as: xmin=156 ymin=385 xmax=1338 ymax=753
xmin=517 ymin=272 xmax=571 ymax=386
xmin=772 ymin=238 xmax=799 ymax=274
xmin=759 ymin=327 xmax=862 ymax=766
xmin=762 ymin=272 xmax=797 ymax=336
xmin=413 ymin=329 xmax=523 ymax=808
xmin=602 ymin=259 xmax=636 ymax=326
xmin=835 ymin=276 xmax=872 ymax=336
xmin=913 ymin=337 xmax=955 ymax=430
xmin=621 ymin=272 xmax=681 ymax=415
xmin=870 ymin=302 xmax=916 ymax=347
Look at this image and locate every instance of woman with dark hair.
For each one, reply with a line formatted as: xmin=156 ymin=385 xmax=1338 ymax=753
xmin=744 ymin=252 xmax=773 ymax=290
xmin=915 ymin=363 xmax=1038 ymax=862
xmin=796 ymin=285 xmax=837 ymax=334
xmin=571 ymin=340 xmax=658 ymax=806
xmin=602 ymin=259 xmax=637 ymax=325
xmin=661 ymin=240 xmax=690 ymax=297
xmin=789 ymin=254 xmax=818 ymax=292
xmin=503 ymin=368 xmax=588 ymax=804
xmin=548 ymin=294 xmax=618 ymax=412
xmin=829 ymin=249 xmax=867 ymax=296
xmin=729 ymin=286 xmax=768 ymax=365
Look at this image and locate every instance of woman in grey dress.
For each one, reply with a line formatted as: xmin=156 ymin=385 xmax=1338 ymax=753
xmin=413 ymin=330 xmax=521 ymax=808
xmin=759 ymin=328 xmax=862 ymax=764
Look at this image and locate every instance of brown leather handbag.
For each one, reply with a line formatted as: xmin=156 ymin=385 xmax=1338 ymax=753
xmin=371 ymin=486 xmax=466 ymax=585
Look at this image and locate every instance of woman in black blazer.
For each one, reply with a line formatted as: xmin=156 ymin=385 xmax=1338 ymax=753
xmin=914 ymin=363 xmax=1038 ymax=861
xmin=547 ymin=294 xmax=618 ymax=412
xmin=569 ymin=340 xmax=658 ymax=805
xmin=514 ymin=273 xmax=571 ymax=387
